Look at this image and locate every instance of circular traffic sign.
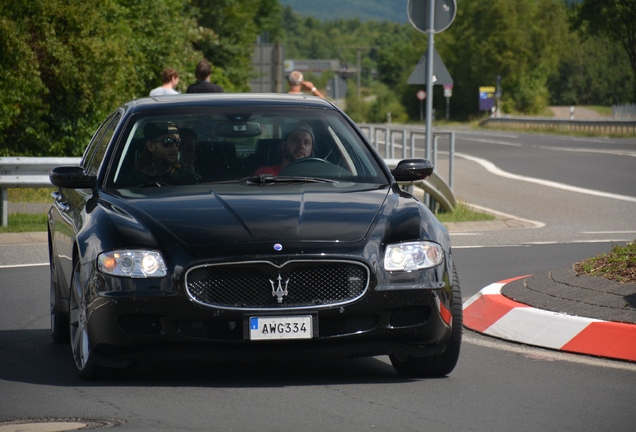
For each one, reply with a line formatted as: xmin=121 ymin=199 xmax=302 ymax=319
xmin=416 ymin=90 xmax=426 ymax=100
xmin=408 ymin=0 xmax=457 ymax=34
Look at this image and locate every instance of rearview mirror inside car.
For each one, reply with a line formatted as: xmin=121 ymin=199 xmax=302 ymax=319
xmin=216 ymin=121 xmax=262 ymax=137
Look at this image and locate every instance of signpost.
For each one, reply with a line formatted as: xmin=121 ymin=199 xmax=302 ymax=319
xmin=479 ymin=86 xmax=496 ymax=112
xmin=407 ymin=0 xmax=456 ymax=161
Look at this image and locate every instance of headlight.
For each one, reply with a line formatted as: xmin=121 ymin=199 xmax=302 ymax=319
xmin=384 ymin=241 xmax=444 ymax=271
xmin=98 ymin=250 xmax=167 ymax=278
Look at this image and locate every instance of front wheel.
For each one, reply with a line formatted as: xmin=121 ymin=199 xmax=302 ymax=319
xmin=50 ymin=258 xmax=69 ymax=343
xmin=390 ymin=263 xmax=463 ymax=377
xmin=69 ymin=262 xmax=107 ymax=379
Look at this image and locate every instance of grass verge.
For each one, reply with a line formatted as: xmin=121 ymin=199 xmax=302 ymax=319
xmin=575 ymin=241 xmax=636 ymax=284
xmin=8 ymin=188 xmax=52 ymax=203
xmin=435 ymin=201 xmax=495 ymax=224
xmin=0 ymin=213 xmax=48 ymax=233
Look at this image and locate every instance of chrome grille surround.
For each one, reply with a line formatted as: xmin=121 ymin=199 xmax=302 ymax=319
xmin=185 ymin=259 xmax=370 ymax=311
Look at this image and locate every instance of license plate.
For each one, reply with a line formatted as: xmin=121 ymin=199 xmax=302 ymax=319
xmin=249 ymin=316 xmax=313 ymax=341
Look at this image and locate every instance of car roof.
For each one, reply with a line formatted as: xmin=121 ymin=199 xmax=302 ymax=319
xmin=123 ymin=93 xmax=338 ymax=113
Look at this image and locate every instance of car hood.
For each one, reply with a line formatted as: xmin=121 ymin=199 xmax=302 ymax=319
xmin=111 ymin=186 xmax=390 ymax=246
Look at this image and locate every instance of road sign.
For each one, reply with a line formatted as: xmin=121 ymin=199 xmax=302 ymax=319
xmin=479 ymin=86 xmax=496 ymax=111
xmin=417 ymin=90 xmax=426 ymax=100
xmin=326 ymin=76 xmax=348 ymax=99
xmin=408 ymin=0 xmax=457 ymax=34
xmin=443 ymin=84 xmax=453 ymax=98
xmin=407 ymin=46 xmax=453 ymax=85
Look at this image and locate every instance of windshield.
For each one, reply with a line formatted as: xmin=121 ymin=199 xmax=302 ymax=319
xmin=107 ymin=107 xmax=387 ymax=188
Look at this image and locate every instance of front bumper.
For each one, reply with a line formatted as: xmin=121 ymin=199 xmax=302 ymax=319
xmin=85 ymin=285 xmax=453 ymax=367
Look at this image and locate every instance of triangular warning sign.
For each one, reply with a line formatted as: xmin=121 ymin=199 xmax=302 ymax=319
xmin=407 ymin=47 xmax=453 ymax=86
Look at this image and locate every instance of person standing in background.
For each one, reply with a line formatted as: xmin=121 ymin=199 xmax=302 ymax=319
xmin=149 ymin=68 xmax=180 ymax=96
xmin=186 ymin=60 xmax=224 ymax=93
xmin=287 ymin=70 xmax=324 ymax=98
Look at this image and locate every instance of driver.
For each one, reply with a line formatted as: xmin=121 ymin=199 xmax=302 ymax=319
xmin=254 ymin=123 xmax=314 ymax=175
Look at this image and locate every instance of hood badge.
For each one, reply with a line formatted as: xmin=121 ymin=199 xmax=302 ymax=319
xmin=273 ymin=243 xmax=283 ymax=251
xmin=270 ymin=274 xmax=289 ymax=303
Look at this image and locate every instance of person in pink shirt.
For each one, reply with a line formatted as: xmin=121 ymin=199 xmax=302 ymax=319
xmin=254 ymin=123 xmax=314 ymax=176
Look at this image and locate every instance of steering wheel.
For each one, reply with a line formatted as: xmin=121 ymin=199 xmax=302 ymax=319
xmin=280 ymin=157 xmax=349 ymax=178
xmin=287 ymin=157 xmax=330 ymax=167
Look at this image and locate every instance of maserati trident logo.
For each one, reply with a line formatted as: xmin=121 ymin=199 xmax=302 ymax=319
xmin=270 ymin=274 xmax=289 ymax=303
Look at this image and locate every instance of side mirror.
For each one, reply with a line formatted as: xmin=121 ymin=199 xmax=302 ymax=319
xmin=49 ymin=166 xmax=96 ymax=189
xmin=391 ymin=158 xmax=434 ymax=182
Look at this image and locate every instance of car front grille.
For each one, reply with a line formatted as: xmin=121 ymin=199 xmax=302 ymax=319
xmin=185 ymin=260 xmax=369 ymax=310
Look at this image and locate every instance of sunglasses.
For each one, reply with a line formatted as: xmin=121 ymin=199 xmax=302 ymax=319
xmin=154 ymin=137 xmax=181 ymax=148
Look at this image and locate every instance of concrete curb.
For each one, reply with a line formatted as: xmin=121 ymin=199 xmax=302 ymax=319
xmin=463 ymin=276 xmax=636 ymax=362
xmin=0 ymin=231 xmax=47 ymax=245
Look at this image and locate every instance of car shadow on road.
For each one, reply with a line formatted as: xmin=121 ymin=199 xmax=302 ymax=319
xmin=0 ymin=329 xmax=447 ymax=387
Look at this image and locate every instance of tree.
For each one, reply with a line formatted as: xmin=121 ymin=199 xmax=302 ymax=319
xmin=574 ymin=0 xmax=636 ymax=100
xmin=548 ymin=32 xmax=635 ymax=105
xmin=0 ymin=0 xmax=281 ymax=156
xmin=441 ymin=0 xmax=569 ymax=117
xmin=0 ymin=0 xmax=202 ymax=156
xmin=190 ymin=0 xmax=283 ymax=91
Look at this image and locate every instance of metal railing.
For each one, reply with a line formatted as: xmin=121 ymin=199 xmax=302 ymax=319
xmin=358 ymin=124 xmax=457 ymax=212
xmin=0 ymin=157 xmax=81 ymax=226
xmin=480 ymin=117 xmax=636 ymax=135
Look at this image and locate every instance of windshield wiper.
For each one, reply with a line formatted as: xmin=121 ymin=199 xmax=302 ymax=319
xmin=244 ymin=174 xmax=338 ymax=185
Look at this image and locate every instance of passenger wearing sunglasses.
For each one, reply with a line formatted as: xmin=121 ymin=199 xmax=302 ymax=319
xmin=135 ymin=122 xmax=200 ymax=184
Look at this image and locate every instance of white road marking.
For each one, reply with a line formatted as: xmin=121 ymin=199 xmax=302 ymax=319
xmin=0 ymin=263 xmax=48 ymax=269
xmin=456 ymin=152 xmax=636 ymax=203
xmin=537 ymin=146 xmax=636 ymax=157
xmin=581 ymin=231 xmax=636 ymax=234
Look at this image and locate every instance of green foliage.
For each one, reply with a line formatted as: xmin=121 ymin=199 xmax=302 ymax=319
xmin=1 ymin=0 xmax=281 ymax=157
xmin=548 ymin=33 xmax=635 ymax=105
xmin=366 ymin=83 xmax=408 ymax=124
xmin=343 ymin=86 xmax=368 ymax=123
xmin=280 ymin=0 xmax=408 ymax=23
xmin=8 ymin=188 xmax=51 ymax=203
xmin=443 ymin=0 xmax=569 ymax=117
xmin=190 ymin=0 xmax=283 ymax=91
xmin=0 ymin=213 xmax=47 ymax=233
xmin=434 ymin=202 xmax=496 ymax=223
xmin=576 ymin=241 xmax=636 ymax=284
xmin=573 ymin=0 xmax=636 ymax=100
xmin=1 ymin=0 xmax=200 ymax=156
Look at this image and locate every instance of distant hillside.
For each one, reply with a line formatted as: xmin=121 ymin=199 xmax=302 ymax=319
xmin=279 ymin=0 xmax=583 ymax=23
xmin=280 ymin=0 xmax=409 ymax=23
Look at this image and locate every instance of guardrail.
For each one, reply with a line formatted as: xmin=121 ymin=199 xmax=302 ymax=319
xmin=358 ymin=125 xmax=457 ymax=212
xmin=0 ymin=157 xmax=81 ymax=226
xmin=480 ymin=117 xmax=636 ymax=136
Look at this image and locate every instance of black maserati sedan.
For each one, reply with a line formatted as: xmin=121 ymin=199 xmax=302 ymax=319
xmin=48 ymin=93 xmax=462 ymax=379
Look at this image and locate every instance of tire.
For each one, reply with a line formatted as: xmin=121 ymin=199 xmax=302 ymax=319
xmin=69 ymin=261 xmax=108 ymax=380
xmin=50 ymin=258 xmax=69 ymax=343
xmin=390 ymin=263 xmax=463 ymax=377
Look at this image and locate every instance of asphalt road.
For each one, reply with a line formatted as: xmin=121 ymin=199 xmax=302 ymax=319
xmin=1 ymin=130 xmax=635 ymax=431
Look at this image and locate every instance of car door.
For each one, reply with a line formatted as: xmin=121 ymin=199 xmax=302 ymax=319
xmin=51 ymin=111 xmax=121 ymax=290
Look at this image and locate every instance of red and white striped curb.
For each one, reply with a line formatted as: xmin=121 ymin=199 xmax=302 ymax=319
xmin=463 ymin=275 xmax=636 ymax=362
